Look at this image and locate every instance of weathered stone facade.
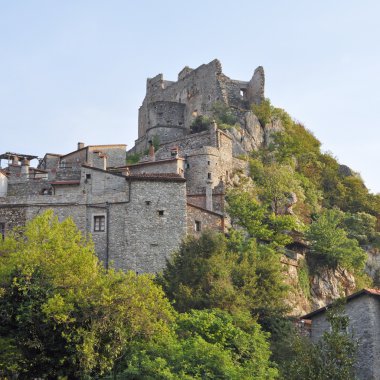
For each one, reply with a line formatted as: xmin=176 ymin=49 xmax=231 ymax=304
xmin=303 ymin=289 xmax=380 ymax=380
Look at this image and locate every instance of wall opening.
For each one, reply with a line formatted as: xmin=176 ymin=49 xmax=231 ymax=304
xmin=195 ymin=220 xmax=201 ymax=232
xmin=93 ymin=215 xmax=106 ymax=232
xmin=0 ymin=223 xmax=5 ymax=240
xmin=158 ymin=210 xmax=165 ymax=216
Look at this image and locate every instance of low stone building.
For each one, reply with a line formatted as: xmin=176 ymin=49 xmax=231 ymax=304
xmin=0 ymin=141 xmax=225 ymax=272
xmin=301 ymin=288 xmax=380 ymax=380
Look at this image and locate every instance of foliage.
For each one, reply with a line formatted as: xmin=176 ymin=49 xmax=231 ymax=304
xmin=297 ymin=258 xmax=311 ymax=300
xmin=159 ymin=230 xmax=290 ymax=335
xmin=251 ymin=98 xmax=273 ymax=127
xmin=118 ymin=309 xmax=277 ymax=380
xmin=306 ymin=209 xmax=367 ymax=271
xmin=158 ymin=232 xmax=239 ymax=313
xmin=283 ymin=300 xmax=357 ymax=380
xmin=227 ymin=189 xmax=298 ymax=247
xmin=126 ymin=152 xmax=141 ymax=164
xmin=212 ymin=101 xmax=238 ymax=126
xmin=0 ymin=211 xmax=174 ymax=378
xmin=342 ymin=211 xmax=380 ymax=246
xmin=190 ymin=115 xmax=211 ymax=133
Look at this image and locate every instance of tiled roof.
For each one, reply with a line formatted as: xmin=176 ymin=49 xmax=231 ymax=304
xmin=50 ymin=180 xmax=80 ymax=185
xmin=126 ymin=173 xmax=186 ymax=182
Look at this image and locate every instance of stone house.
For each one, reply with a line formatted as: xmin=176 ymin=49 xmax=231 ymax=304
xmin=301 ymin=288 xmax=380 ymax=380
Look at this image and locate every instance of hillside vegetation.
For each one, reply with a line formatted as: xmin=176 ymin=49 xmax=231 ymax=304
xmin=1 ymin=99 xmax=379 ymax=378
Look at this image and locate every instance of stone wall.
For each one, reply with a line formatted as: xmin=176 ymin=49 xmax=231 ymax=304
xmin=0 ymin=206 xmax=26 ymax=233
xmin=186 ymin=203 xmax=224 ymax=235
xmin=139 ymin=59 xmax=224 ymax=138
xmin=309 ymin=295 xmax=380 ymax=380
xmin=127 ymin=158 xmax=185 ymax=177
xmin=124 ymin=178 xmax=187 ymax=273
xmin=7 ymin=178 xmax=51 ymax=196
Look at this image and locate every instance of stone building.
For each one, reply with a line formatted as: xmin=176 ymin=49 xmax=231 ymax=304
xmin=133 ymin=59 xmax=265 ymax=154
xmin=0 ymin=147 xmax=190 ymax=272
xmin=0 ymin=59 xmax=269 ymax=273
xmin=301 ymin=288 xmax=380 ymax=380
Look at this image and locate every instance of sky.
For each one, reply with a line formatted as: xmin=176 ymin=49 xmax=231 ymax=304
xmin=0 ymin=1 xmax=379 ymax=192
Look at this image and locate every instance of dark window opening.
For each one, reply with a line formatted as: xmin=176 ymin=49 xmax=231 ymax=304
xmin=195 ymin=220 xmax=201 ymax=232
xmin=0 ymin=223 xmax=5 ymax=240
xmin=94 ymin=215 xmax=105 ymax=232
xmin=145 ymin=201 xmax=151 ymax=205
xmin=207 ymin=161 xmax=210 ymax=165
xmin=207 ymin=172 xmax=212 ymax=180
xmin=86 ymin=174 xmax=91 ymax=180
xmin=158 ymin=210 xmax=164 ymax=216
xmin=186 ymin=163 xmax=190 ymax=169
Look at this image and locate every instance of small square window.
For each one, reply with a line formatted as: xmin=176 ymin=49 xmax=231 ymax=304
xmin=86 ymin=174 xmax=91 ymax=180
xmin=195 ymin=220 xmax=201 ymax=232
xmin=146 ymin=201 xmax=151 ymax=205
xmin=207 ymin=161 xmax=210 ymax=165
xmin=158 ymin=210 xmax=164 ymax=216
xmin=0 ymin=223 xmax=5 ymax=240
xmin=207 ymin=172 xmax=212 ymax=180
xmin=94 ymin=215 xmax=105 ymax=232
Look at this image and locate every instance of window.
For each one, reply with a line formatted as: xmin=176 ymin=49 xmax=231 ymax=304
xmin=86 ymin=174 xmax=91 ymax=180
xmin=207 ymin=172 xmax=212 ymax=180
xmin=59 ymin=160 xmax=66 ymax=168
xmin=94 ymin=215 xmax=105 ymax=232
xmin=145 ymin=201 xmax=151 ymax=205
xmin=195 ymin=220 xmax=201 ymax=232
xmin=0 ymin=223 xmax=4 ymax=240
xmin=207 ymin=161 xmax=210 ymax=165
xmin=158 ymin=210 xmax=164 ymax=216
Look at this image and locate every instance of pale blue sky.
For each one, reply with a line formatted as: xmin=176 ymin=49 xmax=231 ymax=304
xmin=1 ymin=1 xmax=379 ymax=192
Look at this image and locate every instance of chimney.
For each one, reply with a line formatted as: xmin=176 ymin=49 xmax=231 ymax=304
xmin=20 ymin=158 xmax=30 ymax=177
xmin=170 ymin=146 xmax=179 ymax=158
xmin=205 ymin=180 xmax=213 ymax=211
xmin=148 ymin=140 xmax=155 ymax=161
xmin=11 ymin=155 xmax=19 ymax=166
xmin=78 ymin=142 xmax=85 ymax=150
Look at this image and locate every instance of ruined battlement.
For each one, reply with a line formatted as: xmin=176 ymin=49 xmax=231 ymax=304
xmin=137 ymin=59 xmax=265 ymax=150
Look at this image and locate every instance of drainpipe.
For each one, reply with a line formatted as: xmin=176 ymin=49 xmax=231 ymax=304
xmin=105 ymin=202 xmax=110 ymax=270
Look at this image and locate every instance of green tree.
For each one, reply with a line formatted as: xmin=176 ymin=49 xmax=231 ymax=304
xmin=119 ymin=309 xmax=278 ymax=380
xmin=306 ymin=209 xmax=367 ymax=271
xmin=158 ymin=232 xmax=240 ymax=313
xmin=0 ymin=211 xmax=174 ymax=378
xmin=227 ymin=189 xmax=298 ymax=246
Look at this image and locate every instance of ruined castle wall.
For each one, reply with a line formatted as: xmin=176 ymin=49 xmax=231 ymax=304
xmin=148 ymin=101 xmax=185 ymax=128
xmin=124 ymin=178 xmax=187 ymax=273
xmin=139 ymin=60 xmax=225 ymax=138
